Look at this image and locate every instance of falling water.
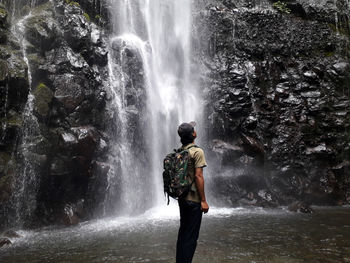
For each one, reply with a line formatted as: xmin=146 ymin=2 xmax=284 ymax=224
xmin=106 ymin=0 xmax=201 ymax=215
xmin=9 ymin=11 xmax=41 ymax=226
xmin=0 ymin=83 xmax=9 ymax=142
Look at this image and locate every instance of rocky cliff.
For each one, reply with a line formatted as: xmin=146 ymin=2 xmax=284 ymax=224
xmin=195 ymin=0 xmax=350 ymax=207
xmin=0 ymin=0 xmax=111 ymax=228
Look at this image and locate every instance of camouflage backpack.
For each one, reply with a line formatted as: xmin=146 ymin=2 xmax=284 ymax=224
xmin=163 ymin=145 xmax=197 ymax=204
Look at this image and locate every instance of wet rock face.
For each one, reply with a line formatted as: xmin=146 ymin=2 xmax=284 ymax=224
xmin=28 ymin=1 xmax=110 ymax=227
xmin=0 ymin=3 xmax=29 ymax=226
xmin=0 ymin=1 xmax=110 ymax=228
xmin=197 ymin=1 xmax=350 ymax=206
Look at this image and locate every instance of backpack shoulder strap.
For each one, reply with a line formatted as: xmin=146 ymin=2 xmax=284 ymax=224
xmin=187 ymin=145 xmax=199 ymax=150
xmin=176 ymin=144 xmax=199 ymax=153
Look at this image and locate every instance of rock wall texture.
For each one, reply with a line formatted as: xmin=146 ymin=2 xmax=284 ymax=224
xmin=0 ymin=0 xmax=110 ymax=229
xmin=195 ymin=0 xmax=350 ymax=207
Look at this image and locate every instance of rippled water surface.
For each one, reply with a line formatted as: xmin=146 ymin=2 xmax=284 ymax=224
xmin=1 ymin=206 xmax=350 ymax=263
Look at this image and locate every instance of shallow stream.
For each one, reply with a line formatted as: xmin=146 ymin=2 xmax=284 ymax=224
xmin=1 ymin=206 xmax=349 ymax=263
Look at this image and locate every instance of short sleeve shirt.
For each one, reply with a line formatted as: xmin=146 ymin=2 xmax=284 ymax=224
xmin=181 ymin=143 xmax=207 ymax=203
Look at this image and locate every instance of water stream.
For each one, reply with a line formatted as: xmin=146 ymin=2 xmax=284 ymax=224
xmin=9 ymin=11 xmax=41 ymax=227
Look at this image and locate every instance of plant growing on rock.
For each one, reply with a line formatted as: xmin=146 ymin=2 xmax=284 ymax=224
xmin=83 ymin=12 xmax=90 ymax=22
xmin=65 ymin=0 xmax=80 ymax=7
xmin=273 ymin=1 xmax=291 ymax=14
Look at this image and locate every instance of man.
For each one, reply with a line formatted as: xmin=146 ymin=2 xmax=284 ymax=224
xmin=176 ymin=122 xmax=209 ymax=263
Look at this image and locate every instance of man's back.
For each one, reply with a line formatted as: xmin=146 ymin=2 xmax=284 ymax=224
xmin=175 ymin=122 xmax=208 ymax=263
xmin=181 ymin=143 xmax=207 ymax=203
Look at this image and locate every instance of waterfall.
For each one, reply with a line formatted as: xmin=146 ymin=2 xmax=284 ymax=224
xmin=9 ymin=11 xmax=41 ymax=226
xmin=106 ymin=0 xmax=201 ymax=215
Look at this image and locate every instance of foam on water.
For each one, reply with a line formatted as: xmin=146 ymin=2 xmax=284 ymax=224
xmin=5 ymin=205 xmax=290 ymax=248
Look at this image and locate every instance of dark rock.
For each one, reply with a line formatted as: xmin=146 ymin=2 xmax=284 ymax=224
xmin=240 ymin=134 xmax=265 ymax=158
xmin=33 ymin=83 xmax=53 ymax=118
xmin=333 ymin=62 xmax=349 ymax=76
xmin=71 ymin=126 xmax=99 ymax=157
xmin=0 ymin=5 xmax=8 ymax=29
xmin=50 ymin=157 xmax=72 ymax=176
xmin=53 ymin=74 xmax=85 ymax=111
xmin=24 ymin=2 xmax=59 ymax=51
xmin=62 ymin=203 xmax=80 ymax=226
xmin=288 ymin=201 xmax=314 ymax=214
xmin=2 ymin=229 xmax=21 ymax=238
xmin=211 ymin=139 xmax=244 ymax=165
xmin=61 ymin=3 xmax=91 ymax=51
xmin=0 ymin=237 xmax=11 ymax=247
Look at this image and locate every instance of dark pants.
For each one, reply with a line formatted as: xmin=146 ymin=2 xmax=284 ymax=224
xmin=176 ymin=199 xmax=203 ymax=263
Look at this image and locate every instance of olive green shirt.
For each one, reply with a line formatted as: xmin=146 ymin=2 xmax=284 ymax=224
xmin=181 ymin=143 xmax=207 ymax=203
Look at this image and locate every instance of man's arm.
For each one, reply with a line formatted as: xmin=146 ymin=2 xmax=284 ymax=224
xmin=194 ymin=167 xmax=209 ymax=213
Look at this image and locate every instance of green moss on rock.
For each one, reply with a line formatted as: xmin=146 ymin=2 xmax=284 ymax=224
xmin=66 ymin=0 xmax=80 ymax=7
xmin=83 ymin=12 xmax=90 ymax=22
xmin=0 ymin=5 xmax=8 ymax=28
xmin=33 ymin=83 xmax=53 ymax=118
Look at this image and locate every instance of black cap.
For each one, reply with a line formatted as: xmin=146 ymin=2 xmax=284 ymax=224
xmin=177 ymin=121 xmax=196 ymax=138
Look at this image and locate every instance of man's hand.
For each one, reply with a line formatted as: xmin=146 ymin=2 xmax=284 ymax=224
xmin=201 ymin=201 xmax=209 ymax=213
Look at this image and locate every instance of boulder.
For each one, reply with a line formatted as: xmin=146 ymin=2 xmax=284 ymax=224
xmin=62 ymin=199 xmax=85 ymax=226
xmin=33 ymin=83 xmax=53 ymax=118
xmin=24 ymin=2 xmax=59 ymax=51
xmin=62 ymin=204 xmax=80 ymax=226
xmin=211 ymin=139 xmax=244 ymax=165
xmin=71 ymin=126 xmax=99 ymax=157
xmin=2 ymin=229 xmax=21 ymax=238
xmin=0 ymin=237 xmax=11 ymax=247
xmin=0 ymin=4 xmax=8 ymax=29
xmin=288 ymin=201 xmax=314 ymax=213
xmin=61 ymin=3 xmax=91 ymax=51
xmin=53 ymin=74 xmax=85 ymax=111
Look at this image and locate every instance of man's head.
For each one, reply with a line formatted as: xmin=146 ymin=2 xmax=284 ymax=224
xmin=178 ymin=121 xmax=197 ymax=145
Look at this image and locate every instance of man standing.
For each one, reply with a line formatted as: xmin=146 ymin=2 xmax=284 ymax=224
xmin=176 ymin=122 xmax=209 ymax=263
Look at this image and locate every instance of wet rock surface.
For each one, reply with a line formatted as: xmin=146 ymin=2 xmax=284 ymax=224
xmin=196 ymin=0 xmax=350 ymax=207
xmin=0 ymin=237 xmax=11 ymax=247
xmin=0 ymin=0 xmax=110 ymax=228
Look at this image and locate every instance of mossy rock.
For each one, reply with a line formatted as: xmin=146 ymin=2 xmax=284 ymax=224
xmin=0 ymin=111 xmax=23 ymax=128
xmin=83 ymin=12 xmax=90 ymax=22
xmin=5 ymin=115 xmax=22 ymax=127
xmin=0 ymin=27 xmax=8 ymax=44
xmin=33 ymin=83 xmax=53 ymax=117
xmin=0 ymin=5 xmax=8 ymax=29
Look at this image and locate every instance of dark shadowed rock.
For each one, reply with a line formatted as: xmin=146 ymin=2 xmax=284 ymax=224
xmin=288 ymin=201 xmax=314 ymax=214
xmin=0 ymin=237 xmax=11 ymax=247
xmin=2 ymin=229 xmax=21 ymax=238
xmin=212 ymin=139 xmax=244 ymax=165
xmin=53 ymin=74 xmax=85 ymax=111
xmin=62 ymin=203 xmax=80 ymax=226
xmin=24 ymin=2 xmax=59 ymax=51
xmin=71 ymin=126 xmax=99 ymax=157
